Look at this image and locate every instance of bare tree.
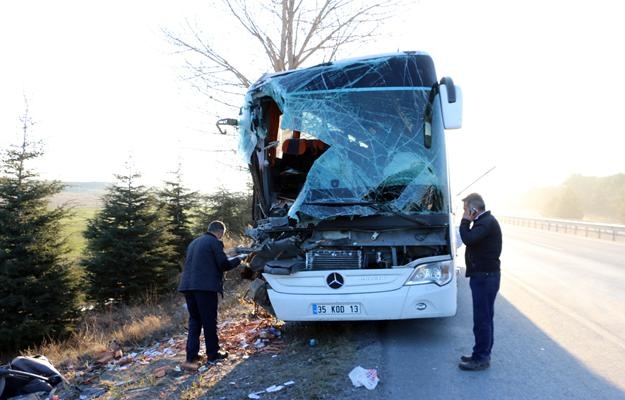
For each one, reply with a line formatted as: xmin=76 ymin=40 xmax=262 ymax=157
xmin=164 ymin=0 xmax=394 ymax=109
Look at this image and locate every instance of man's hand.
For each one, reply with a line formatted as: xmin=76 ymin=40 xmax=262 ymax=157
xmin=463 ymin=208 xmax=476 ymax=221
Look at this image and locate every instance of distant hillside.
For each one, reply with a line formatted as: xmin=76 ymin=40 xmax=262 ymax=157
xmin=520 ymin=174 xmax=625 ymax=223
xmin=49 ymin=182 xmax=110 ymax=208
xmin=62 ymin=182 xmax=111 ymax=193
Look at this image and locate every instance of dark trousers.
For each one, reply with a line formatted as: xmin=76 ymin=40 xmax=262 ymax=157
xmin=469 ymin=274 xmax=500 ymax=362
xmin=184 ymin=290 xmax=219 ymax=362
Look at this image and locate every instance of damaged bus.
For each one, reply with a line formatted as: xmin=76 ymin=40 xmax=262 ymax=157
xmin=230 ymin=52 xmax=462 ymax=321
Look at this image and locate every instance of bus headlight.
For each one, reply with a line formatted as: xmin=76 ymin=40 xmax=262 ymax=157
xmin=404 ymin=260 xmax=453 ymax=286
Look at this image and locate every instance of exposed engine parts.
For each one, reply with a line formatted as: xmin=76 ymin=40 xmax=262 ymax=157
xmin=240 ymin=215 xmax=448 ymax=277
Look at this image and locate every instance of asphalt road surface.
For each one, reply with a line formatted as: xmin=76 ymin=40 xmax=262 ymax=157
xmin=369 ymin=223 xmax=625 ymax=400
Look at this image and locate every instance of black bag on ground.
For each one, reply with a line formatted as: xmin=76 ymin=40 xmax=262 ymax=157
xmin=0 ymin=355 xmax=65 ymax=400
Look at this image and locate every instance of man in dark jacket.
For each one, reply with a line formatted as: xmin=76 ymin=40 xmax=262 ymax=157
xmin=458 ymin=193 xmax=502 ymax=371
xmin=178 ymin=221 xmax=242 ymax=370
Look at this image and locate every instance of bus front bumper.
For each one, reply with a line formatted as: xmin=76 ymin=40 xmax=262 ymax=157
xmin=267 ymin=282 xmax=457 ymax=321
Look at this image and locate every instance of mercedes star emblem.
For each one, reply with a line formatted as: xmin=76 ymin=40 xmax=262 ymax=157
xmin=326 ymin=272 xmax=344 ymax=289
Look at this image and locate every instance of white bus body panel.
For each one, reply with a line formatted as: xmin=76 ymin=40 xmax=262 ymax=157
xmin=263 ymin=264 xmax=458 ymax=321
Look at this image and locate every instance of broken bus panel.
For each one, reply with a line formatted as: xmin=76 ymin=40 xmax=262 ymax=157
xmin=236 ymin=52 xmax=461 ymax=320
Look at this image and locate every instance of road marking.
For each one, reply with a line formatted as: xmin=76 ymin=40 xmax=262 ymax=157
xmin=505 ymin=271 xmax=625 ymax=352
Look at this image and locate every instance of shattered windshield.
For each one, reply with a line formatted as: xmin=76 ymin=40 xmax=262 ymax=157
xmin=239 ymin=53 xmax=449 ymax=223
xmin=284 ymin=88 xmax=448 ymax=220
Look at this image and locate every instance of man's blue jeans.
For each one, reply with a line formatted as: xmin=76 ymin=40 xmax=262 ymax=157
xmin=469 ymin=273 xmax=500 ymax=362
xmin=184 ymin=291 xmax=219 ymax=362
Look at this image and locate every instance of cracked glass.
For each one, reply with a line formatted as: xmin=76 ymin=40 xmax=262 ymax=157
xmin=239 ymin=53 xmax=449 ymax=224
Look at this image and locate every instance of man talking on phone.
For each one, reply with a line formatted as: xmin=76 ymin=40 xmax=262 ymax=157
xmin=458 ymin=193 xmax=502 ymax=371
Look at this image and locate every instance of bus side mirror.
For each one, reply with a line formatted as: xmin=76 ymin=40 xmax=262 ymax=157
xmin=439 ymin=77 xmax=462 ymax=129
xmin=216 ymin=118 xmax=239 ymax=135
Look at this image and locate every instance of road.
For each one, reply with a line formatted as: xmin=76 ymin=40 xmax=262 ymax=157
xmin=367 ymin=223 xmax=625 ymax=399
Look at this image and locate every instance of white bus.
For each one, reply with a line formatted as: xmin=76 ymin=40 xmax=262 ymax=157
xmin=228 ymin=52 xmax=462 ymax=321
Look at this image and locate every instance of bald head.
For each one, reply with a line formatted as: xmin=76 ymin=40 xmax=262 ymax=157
xmin=207 ymin=220 xmax=226 ymax=239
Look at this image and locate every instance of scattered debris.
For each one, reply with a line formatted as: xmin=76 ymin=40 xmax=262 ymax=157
xmin=153 ymin=366 xmax=168 ymax=378
xmin=266 ymin=384 xmax=283 ymax=393
xmin=219 ymin=318 xmax=284 ymax=355
xmin=10 ymin=315 xmax=287 ymax=399
xmin=77 ymin=386 xmax=107 ymax=399
xmin=348 ymin=366 xmax=380 ymax=390
xmin=94 ymin=351 xmax=115 ymax=365
xmin=117 ymin=356 xmax=132 ymax=366
xmin=126 ymin=387 xmax=151 ymax=394
xmin=248 ymin=380 xmax=295 ymax=399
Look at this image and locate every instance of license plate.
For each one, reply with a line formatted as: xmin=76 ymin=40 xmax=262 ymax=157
xmin=312 ymin=303 xmax=361 ymax=315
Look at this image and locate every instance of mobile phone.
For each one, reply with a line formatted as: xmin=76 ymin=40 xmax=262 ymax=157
xmin=471 ymin=207 xmax=478 ymax=214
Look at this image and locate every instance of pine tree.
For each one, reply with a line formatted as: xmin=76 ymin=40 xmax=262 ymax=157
xmin=195 ymin=187 xmax=253 ymax=238
xmin=157 ymin=166 xmax=198 ymax=269
xmin=0 ymin=108 xmax=80 ymax=351
xmin=82 ymin=169 xmax=177 ymax=305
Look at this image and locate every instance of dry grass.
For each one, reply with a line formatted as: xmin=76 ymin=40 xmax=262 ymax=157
xmin=23 ymin=269 xmax=251 ymax=370
xmin=24 ymin=295 xmax=187 ymax=369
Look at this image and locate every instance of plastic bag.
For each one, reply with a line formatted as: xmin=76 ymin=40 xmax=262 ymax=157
xmin=348 ymin=366 xmax=379 ymax=390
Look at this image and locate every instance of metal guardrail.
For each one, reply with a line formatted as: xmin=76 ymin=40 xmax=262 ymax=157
xmin=501 ymin=216 xmax=625 ymax=241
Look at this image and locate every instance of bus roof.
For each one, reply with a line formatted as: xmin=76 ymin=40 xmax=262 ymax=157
xmin=247 ymin=51 xmax=438 ymax=96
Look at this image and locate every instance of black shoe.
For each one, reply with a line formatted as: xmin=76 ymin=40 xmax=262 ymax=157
xmin=181 ymin=360 xmax=200 ymax=371
xmin=207 ymin=351 xmax=228 ymax=362
xmin=460 ymin=354 xmax=491 ymax=362
xmin=458 ymin=359 xmax=490 ymax=371
xmin=189 ymin=355 xmax=205 ymax=363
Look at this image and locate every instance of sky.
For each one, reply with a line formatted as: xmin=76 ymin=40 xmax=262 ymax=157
xmin=1 ymin=0 xmax=625 ymax=212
